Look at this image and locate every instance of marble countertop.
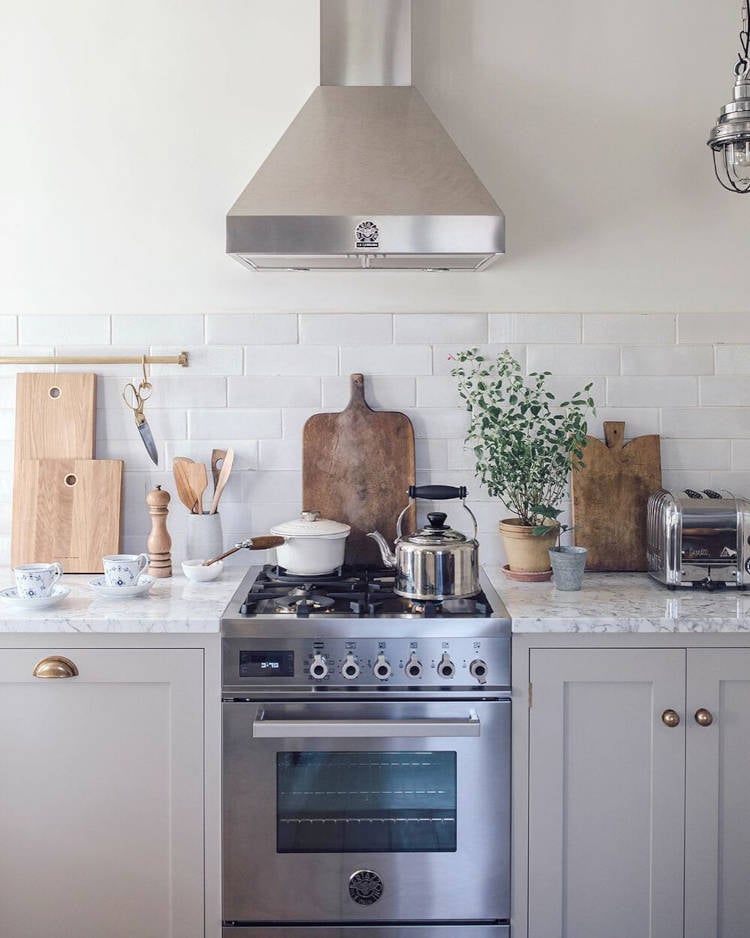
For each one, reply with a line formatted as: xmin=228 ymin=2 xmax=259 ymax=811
xmin=486 ymin=568 xmax=750 ymax=633
xmin=3 ymin=564 xmax=750 ymax=634
xmin=0 ymin=567 xmax=246 ymax=633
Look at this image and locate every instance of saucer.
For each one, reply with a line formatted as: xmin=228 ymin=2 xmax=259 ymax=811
xmin=0 ymin=585 xmax=70 ymax=609
xmin=89 ymin=575 xmax=155 ymax=599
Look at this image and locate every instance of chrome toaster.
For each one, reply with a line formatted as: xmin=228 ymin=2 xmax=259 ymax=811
xmin=647 ymin=488 xmax=750 ymax=588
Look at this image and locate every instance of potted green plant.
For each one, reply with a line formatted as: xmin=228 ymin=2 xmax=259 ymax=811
xmin=450 ymin=348 xmax=595 ymax=580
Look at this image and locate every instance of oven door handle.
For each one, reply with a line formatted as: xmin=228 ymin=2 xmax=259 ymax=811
xmin=252 ymin=709 xmax=481 ymax=738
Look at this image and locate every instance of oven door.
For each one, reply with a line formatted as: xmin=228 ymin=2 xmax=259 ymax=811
xmin=222 ymin=698 xmax=510 ymax=924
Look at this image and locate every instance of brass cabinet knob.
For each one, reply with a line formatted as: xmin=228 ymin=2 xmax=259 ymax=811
xmin=661 ymin=708 xmax=680 ymax=727
xmin=32 ymin=656 xmax=79 ymax=679
xmin=695 ymin=708 xmax=714 ymax=727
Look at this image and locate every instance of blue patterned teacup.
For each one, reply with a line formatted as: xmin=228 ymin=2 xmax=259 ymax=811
xmin=14 ymin=562 xmax=64 ymax=599
xmin=103 ymin=553 xmax=149 ymax=588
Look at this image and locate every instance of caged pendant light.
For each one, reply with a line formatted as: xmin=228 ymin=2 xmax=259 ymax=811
xmin=708 ymin=0 xmax=750 ymax=192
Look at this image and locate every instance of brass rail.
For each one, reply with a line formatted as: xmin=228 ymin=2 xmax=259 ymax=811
xmin=0 ymin=351 xmax=189 ymax=367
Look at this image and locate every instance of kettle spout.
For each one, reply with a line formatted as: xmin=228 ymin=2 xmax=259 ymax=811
xmin=367 ymin=530 xmax=396 ymax=567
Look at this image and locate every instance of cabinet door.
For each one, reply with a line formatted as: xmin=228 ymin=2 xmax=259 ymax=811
xmin=685 ymin=649 xmax=750 ymax=938
xmin=528 ymin=648 xmax=685 ymax=938
xmin=0 ymin=648 xmax=204 ymax=938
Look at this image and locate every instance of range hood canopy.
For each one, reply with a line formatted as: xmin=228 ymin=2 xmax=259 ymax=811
xmin=226 ymin=0 xmax=505 ymax=271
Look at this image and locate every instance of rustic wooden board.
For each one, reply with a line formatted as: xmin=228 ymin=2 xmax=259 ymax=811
xmin=303 ymin=374 xmax=416 ymax=566
xmin=14 ymin=373 xmax=96 ymax=462
xmin=11 ymin=459 xmax=123 ymax=572
xmin=572 ymin=421 xmax=662 ymax=571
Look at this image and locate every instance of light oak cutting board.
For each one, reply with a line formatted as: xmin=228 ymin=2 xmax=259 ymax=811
xmin=572 ymin=421 xmax=662 ymax=571
xmin=303 ymin=374 xmax=416 ymax=565
xmin=11 ymin=459 xmax=123 ymax=572
xmin=13 ymin=373 xmax=96 ymax=462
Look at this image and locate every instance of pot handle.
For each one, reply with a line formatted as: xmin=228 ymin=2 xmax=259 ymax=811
xmin=408 ymin=485 xmax=467 ymax=500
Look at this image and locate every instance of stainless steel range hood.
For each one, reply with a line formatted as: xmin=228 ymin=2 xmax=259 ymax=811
xmin=226 ymin=0 xmax=505 ymax=271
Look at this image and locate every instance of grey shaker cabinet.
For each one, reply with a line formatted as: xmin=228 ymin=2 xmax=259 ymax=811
xmin=0 ymin=647 xmax=205 ymax=938
xmin=525 ymin=646 xmax=750 ymax=938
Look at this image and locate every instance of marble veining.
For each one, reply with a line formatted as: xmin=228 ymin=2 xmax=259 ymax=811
xmin=487 ymin=569 xmax=750 ymax=633
xmin=0 ymin=568 xmax=245 ymax=633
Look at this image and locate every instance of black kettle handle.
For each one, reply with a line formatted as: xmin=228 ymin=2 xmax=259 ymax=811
xmin=408 ymin=485 xmax=467 ymax=501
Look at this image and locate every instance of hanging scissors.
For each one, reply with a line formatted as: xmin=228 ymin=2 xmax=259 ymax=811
xmin=122 ymin=357 xmax=159 ymax=465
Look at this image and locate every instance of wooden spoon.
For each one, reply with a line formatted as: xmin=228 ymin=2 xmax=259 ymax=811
xmin=210 ymin=447 xmax=234 ymax=514
xmin=185 ymin=462 xmax=209 ymax=514
xmin=173 ymin=457 xmax=200 ymax=513
xmin=211 ymin=448 xmax=226 ymax=492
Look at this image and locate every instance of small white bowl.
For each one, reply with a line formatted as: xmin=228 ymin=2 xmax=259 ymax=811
xmin=182 ymin=559 xmax=224 ymax=582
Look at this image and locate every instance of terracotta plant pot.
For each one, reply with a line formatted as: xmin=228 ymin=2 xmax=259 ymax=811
xmin=499 ymin=518 xmax=559 ymax=580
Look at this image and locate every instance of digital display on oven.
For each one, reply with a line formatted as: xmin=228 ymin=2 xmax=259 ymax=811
xmin=239 ymin=650 xmax=294 ymax=678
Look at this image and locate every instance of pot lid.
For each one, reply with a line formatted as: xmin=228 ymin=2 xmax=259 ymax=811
xmin=271 ymin=510 xmax=351 ymax=538
xmin=405 ymin=512 xmax=469 ymax=546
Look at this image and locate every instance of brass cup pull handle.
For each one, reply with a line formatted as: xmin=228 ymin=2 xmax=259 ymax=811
xmin=32 ymin=656 xmax=79 ymax=679
xmin=695 ymin=708 xmax=714 ymax=726
xmin=661 ymin=708 xmax=681 ymax=727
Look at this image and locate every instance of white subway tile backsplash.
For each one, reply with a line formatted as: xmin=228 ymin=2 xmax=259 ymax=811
xmin=244 ymin=344 xmax=338 ymax=376
xmin=96 ymin=407 xmax=186 ymax=443
xmin=590 ymin=408 xmax=661 ymax=437
xmin=0 ymin=318 xmax=17 ymax=344
xmin=701 ymin=376 xmax=750 ymax=406
xmin=607 ymin=376 xmax=697 ymax=407
xmin=228 ymin=376 xmax=321 ymax=408
xmin=0 ymin=411 xmax=15 ymax=441
xmin=150 ymin=345 xmax=243 ymax=376
xmin=250 ymin=501 xmax=305 ymax=532
xmin=146 ymin=375 xmax=226 ymax=408
xmin=243 ymin=470 xmax=302 ymax=502
xmin=445 ymin=439 xmax=476 ymax=470
xmin=395 ymin=314 xmax=487 ymax=345
xmin=341 ymin=345 xmax=432 ymax=375
xmin=678 ymin=313 xmax=745 ymax=344
xmin=707 ymin=471 xmax=750 ymax=495
xmin=489 ymin=314 xmax=580 ymax=344
xmin=300 ymin=314 xmax=392 ymax=346
xmin=415 ymin=439 xmax=448 ymax=471
xmin=661 ymin=439 xmax=731 ymax=470
xmin=432 ymin=344 xmax=527 ymax=375
xmin=207 ymin=313 xmax=297 ymax=345
xmin=0 ymin=346 xmax=54 ymax=375
xmin=661 ymin=408 xmax=750 ymax=438
xmin=164 ymin=440 xmax=258 ymax=471
xmin=281 ymin=408 xmax=320 ymax=438
xmin=405 ymin=408 xmax=469 ymax=439
xmin=732 ymin=440 xmax=750 ymax=468
xmin=321 ymin=376 xmax=415 ymax=410
xmin=584 ymin=314 xmax=675 ymax=345
xmin=111 ymin=315 xmax=203 ymax=346
xmin=416 ymin=376 xmax=462 ymax=407
xmin=0 ymin=378 xmax=15 ymax=409
xmin=189 ymin=409 xmax=281 ymax=440
xmin=621 ymin=345 xmax=714 ymax=376
xmin=21 ymin=316 xmax=109 ymax=346
xmin=527 ymin=345 xmax=620 ymax=376
xmin=716 ymin=346 xmax=750 ymax=374
xmin=258 ymin=438 xmax=304 ymax=470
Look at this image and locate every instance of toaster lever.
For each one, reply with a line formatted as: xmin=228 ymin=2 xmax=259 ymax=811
xmin=703 ymin=489 xmax=723 ymax=499
xmin=684 ymin=489 xmax=704 ymax=499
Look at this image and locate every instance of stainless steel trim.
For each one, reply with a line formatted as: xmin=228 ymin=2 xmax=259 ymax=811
xmin=252 ymin=709 xmax=481 ymax=738
xmin=223 ymin=926 xmax=511 ymax=937
xmin=321 ymin=0 xmax=411 ymax=86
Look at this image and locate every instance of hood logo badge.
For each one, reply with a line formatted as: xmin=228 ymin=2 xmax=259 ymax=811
xmin=355 ymin=220 xmax=379 ymax=249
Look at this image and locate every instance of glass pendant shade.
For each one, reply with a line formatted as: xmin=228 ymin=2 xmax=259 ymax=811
xmin=708 ymin=76 xmax=750 ymax=193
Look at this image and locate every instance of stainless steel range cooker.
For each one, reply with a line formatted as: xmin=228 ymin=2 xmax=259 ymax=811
xmin=221 ymin=564 xmax=512 ymax=938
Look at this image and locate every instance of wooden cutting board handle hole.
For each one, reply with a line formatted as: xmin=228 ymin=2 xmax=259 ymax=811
xmin=48 ymin=386 xmax=62 ymax=399
xmin=64 ymin=473 xmax=78 ymax=487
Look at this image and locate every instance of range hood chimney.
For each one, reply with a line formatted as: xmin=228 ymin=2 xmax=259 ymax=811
xmin=226 ymin=0 xmax=505 ymax=271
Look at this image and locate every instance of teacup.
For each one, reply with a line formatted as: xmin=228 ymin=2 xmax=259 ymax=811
xmin=14 ymin=562 xmax=63 ymax=599
xmin=103 ymin=553 xmax=149 ymax=588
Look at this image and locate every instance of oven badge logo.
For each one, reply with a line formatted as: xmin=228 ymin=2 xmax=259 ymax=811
xmin=355 ymin=220 xmax=380 ymax=249
xmin=348 ymin=869 xmax=384 ymax=905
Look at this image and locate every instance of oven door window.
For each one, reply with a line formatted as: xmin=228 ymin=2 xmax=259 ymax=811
xmin=276 ymin=751 xmax=457 ymax=853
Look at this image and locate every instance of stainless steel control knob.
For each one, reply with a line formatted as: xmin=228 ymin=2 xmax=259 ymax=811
xmin=469 ymin=659 xmax=488 ymax=684
xmin=309 ymin=653 xmax=329 ymax=680
xmin=405 ymin=653 xmax=423 ymax=679
xmin=341 ymin=653 xmax=360 ymax=681
xmin=437 ymin=653 xmax=455 ymax=679
xmin=373 ymin=653 xmax=392 ymax=681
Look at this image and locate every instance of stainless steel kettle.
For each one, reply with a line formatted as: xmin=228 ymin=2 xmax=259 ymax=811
xmin=368 ymin=485 xmax=480 ymax=600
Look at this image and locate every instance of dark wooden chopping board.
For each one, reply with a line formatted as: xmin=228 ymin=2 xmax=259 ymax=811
xmin=303 ymin=374 xmax=416 ymax=565
xmin=571 ymin=421 xmax=662 ymax=571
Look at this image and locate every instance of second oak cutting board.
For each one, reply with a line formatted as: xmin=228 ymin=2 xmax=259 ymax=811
xmin=11 ymin=459 xmax=123 ymax=572
xmin=571 ymin=421 xmax=662 ymax=571
xmin=303 ymin=374 xmax=416 ymax=565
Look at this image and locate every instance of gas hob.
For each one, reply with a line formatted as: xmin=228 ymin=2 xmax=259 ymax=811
xmin=221 ymin=565 xmax=511 ymax=695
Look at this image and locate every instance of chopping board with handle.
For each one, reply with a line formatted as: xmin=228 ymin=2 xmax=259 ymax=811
xmin=303 ymin=374 xmax=416 ymax=565
xmin=571 ymin=421 xmax=662 ymax=571
xmin=11 ymin=459 xmax=123 ymax=572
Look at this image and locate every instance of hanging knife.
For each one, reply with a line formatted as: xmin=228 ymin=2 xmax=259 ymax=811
xmin=122 ymin=374 xmax=159 ymax=466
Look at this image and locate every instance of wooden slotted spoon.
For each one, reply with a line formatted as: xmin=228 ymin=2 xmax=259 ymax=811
xmin=210 ymin=448 xmax=234 ymax=514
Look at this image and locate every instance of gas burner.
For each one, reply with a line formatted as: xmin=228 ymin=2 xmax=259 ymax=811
xmin=408 ymin=599 xmax=443 ymax=617
xmin=274 ymin=591 xmax=336 ymax=616
xmin=263 ymin=564 xmax=353 ymax=585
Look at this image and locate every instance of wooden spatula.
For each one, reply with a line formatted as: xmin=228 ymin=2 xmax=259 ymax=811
xmin=173 ymin=457 xmax=199 ymax=513
xmin=210 ymin=447 xmax=234 ymax=514
xmin=185 ymin=462 xmax=209 ymax=515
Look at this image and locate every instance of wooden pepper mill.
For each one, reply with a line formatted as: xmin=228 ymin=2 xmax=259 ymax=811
xmin=146 ymin=485 xmax=172 ymax=578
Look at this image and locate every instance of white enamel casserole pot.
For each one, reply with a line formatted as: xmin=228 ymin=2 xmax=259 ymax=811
xmin=270 ymin=511 xmax=351 ymax=575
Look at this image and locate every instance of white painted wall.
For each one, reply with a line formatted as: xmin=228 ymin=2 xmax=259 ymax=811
xmin=1 ymin=0 xmax=746 ymax=315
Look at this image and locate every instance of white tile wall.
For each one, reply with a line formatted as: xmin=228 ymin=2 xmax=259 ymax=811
xmin=0 ymin=311 xmax=749 ymax=566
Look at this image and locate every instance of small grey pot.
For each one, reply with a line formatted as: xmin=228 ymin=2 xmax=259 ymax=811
xmin=549 ymin=546 xmax=588 ymax=591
